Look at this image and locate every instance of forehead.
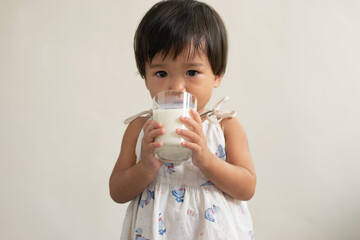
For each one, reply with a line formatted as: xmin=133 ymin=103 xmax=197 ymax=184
xmin=149 ymin=52 xmax=210 ymax=69
xmin=150 ymin=44 xmax=208 ymax=63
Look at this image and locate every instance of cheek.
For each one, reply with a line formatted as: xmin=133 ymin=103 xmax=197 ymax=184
xmin=145 ymin=78 xmax=160 ymax=89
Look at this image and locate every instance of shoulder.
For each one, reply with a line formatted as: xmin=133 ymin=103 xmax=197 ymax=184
xmin=220 ymin=116 xmax=249 ymax=143
xmin=127 ymin=116 xmax=149 ymax=130
xmin=119 ymin=117 xmax=149 ymax=163
xmin=113 ymin=117 xmax=150 ymax=174
xmin=123 ymin=117 xmax=149 ymax=141
xmin=220 ymin=116 xmax=243 ymax=133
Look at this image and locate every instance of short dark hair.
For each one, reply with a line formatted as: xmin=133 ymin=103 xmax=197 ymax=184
xmin=134 ymin=0 xmax=228 ymax=79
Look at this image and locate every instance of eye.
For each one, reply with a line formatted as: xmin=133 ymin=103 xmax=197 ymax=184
xmin=186 ymin=70 xmax=198 ymax=77
xmin=156 ymin=71 xmax=168 ymax=78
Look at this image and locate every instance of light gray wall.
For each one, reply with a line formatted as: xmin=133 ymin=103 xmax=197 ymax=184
xmin=1 ymin=0 xmax=359 ymax=239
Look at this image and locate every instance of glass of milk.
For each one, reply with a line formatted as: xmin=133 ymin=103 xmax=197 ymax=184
xmin=153 ymin=90 xmax=197 ymax=164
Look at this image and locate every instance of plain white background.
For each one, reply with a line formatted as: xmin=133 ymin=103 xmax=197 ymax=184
xmin=1 ymin=0 xmax=359 ymax=239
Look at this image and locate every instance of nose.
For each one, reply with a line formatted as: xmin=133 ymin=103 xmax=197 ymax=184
xmin=168 ymin=76 xmax=186 ymax=91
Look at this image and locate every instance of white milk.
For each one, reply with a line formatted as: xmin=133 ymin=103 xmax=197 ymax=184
xmin=153 ymin=108 xmax=192 ymax=163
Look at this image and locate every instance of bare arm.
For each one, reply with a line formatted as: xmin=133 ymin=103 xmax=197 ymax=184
xmin=202 ymin=116 xmax=256 ymax=200
xmin=109 ymin=117 xmax=164 ymax=203
xmin=178 ymin=110 xmax=256 ymax=200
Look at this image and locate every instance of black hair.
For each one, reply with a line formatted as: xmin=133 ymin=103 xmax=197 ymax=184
xmin=134 ymin=0 xmax=228 ymax=78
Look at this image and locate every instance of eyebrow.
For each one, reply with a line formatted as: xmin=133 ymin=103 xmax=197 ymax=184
xmin=148 ymin=62 xmax=205 ymax=68
xmin=185 ymin=62 xmax=205 ymax=68
xmin=148 ymin=63 xmax=165 ymax=69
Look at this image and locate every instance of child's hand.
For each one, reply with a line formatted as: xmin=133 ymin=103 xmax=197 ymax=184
xmin=140 ymin=120 xmax=164 ymax=175
xmin=177 ymin=109 xmax=212 ymax=168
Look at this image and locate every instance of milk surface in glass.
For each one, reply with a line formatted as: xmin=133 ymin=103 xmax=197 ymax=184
xmin=153 ymin=108 xmax=192 ymax=163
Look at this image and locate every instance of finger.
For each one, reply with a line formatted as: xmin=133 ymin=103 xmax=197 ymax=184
xmin=143 ymin=120 xmax=155 ymax=135
xmin=142 ymin=121 xmax=163 ymax=144
xmin=148 ymin=141 xmax=163 ymax=149
xmin=181 ymin=141 xmax=200 ymax=152
xmin=145 ymin=127 xmax=165 ymax=143
xmin=142 ymin=120 xmax=151 ymax=131
xmin=180 ymin=115 xmax=202 ymax=135
xmin=142 ymin=142 xmax=163 ymax=160
xmin=143 ymin=120 xmax=162 ymax=134
xmin=176 ymin=128 xmax=200 ymax=143
xmin=191 ymin=109 xmax=202 ymax=124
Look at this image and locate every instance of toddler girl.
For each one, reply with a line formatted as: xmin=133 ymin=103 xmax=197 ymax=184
xmin=110 ymin=0 xmax=256 ymax=239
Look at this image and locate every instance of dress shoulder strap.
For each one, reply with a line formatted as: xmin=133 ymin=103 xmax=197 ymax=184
xmin=200 ymin=96 xmax=236 ymax=123
xmin=123 ymin=109 xmax=153 ymax=125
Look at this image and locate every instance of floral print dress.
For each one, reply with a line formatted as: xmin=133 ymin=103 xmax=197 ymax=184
xmin=121 ymin=99 xmax=255 ymax=240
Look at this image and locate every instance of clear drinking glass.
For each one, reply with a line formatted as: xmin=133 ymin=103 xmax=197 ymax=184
xmin=153 ymin=90 xmax=197 ymax=164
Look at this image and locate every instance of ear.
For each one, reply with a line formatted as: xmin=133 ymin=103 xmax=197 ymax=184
xmin=213 ymin=75 xmax=222 ymax=88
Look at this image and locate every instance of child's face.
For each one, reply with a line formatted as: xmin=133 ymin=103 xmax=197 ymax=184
xmin=144 ymin=47 xmax=222 ymax=112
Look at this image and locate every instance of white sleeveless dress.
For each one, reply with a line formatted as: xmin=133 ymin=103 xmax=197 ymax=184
xmin=120 ymin=97 xmax=255 ymax=240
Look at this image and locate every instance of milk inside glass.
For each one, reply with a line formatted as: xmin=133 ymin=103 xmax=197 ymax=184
xmin=153 ymin=90 xmax=197 ymax=163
